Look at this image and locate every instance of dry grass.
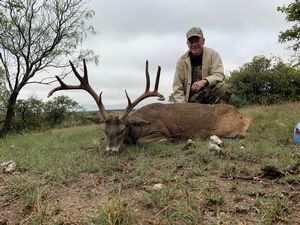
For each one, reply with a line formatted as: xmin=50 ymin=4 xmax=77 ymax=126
xmin=1 ymin=102 xmax=300 ymax=224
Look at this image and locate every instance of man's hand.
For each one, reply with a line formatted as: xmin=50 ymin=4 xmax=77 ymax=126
xmin=191 ymin=79 xmax=208 ymax=91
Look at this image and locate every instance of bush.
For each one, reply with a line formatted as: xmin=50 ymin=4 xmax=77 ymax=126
xmin=8 ymin=95 xmax=86 ymax=132
xmin=228 ymin=56 xmax=300 ymax=106
xmin=44 ymin=95 xmax=82 ymax=127
xmin=229 ymin=94 xmax=249 ymax=108
xmin=15 ymin=97 xmax=45 ymax=130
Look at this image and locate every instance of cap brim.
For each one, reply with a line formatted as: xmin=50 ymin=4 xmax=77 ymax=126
xmin=187 ymin=34 xmax=203 ymax=39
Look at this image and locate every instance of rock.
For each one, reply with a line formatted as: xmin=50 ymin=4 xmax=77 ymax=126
xmin=208 ymin=143 xmax=223 ymax=155
xmin=144 ymin=183 xmax=163 ymax=192
xmin=1 ymin=160 xmax=17 ymax=173
xmin=182 ymin=138 xmax=196 ymax=150
xmin=187 ymin=138 xmax=193 ymax=145
xmin=234 ymin=202 xmax=250 ymax=213
xmin=152 ymin=183 xmax=163 ymax=191
xmin=209 ymin=135 xmax=223 ymax=147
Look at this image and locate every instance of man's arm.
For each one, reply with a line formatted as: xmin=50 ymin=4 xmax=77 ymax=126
xmin=205 ymin=50 xmax=225 ymax=87
xmin=172 ymin=60 xmax=186 ymax=103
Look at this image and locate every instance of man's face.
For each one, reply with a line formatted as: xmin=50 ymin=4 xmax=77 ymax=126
xmin=187 ymin=36 xmax=205 ymax=55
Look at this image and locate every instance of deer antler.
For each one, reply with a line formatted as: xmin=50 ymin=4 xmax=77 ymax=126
xmin=47 ymin=59 xmax=109 ymax=120
xmin=119 ymin=61 xmax=165 ymax=120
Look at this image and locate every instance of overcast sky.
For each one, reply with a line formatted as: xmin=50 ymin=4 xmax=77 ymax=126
xmin=21 ymin=0 xmax=294 ymax=110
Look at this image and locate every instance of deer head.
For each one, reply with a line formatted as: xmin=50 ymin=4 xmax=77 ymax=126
xmin=48 ymin=60 xmax=164 ymax=152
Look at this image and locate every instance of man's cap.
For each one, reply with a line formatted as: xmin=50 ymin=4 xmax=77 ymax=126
xmin=186 ymin=27 xmax=204 ymax=39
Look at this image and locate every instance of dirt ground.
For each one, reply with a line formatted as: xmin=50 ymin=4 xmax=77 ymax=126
xmin=1 ymin=173 xmax=111 ymax=225
xmin=1 ymin=169 xmax=300 ymax=225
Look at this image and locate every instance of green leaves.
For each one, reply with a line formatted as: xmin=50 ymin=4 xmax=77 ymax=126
xmin=0 ymin=0 xmax=98 ymax=136
xmin=277 ymin=0 xmax=300 ymax=51
xmin=228 ymin=56 xmax=300 ymax=106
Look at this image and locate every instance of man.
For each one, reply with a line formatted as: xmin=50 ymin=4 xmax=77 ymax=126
xmin=172 ymin=27 xmax=229 ymax=104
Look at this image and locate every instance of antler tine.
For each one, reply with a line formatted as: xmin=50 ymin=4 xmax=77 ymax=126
xmin=145 ymin=60 xmax=150 ymax=92
xmin=83 ymin=59 xmax=88 ymax=82
xmin=154 ymin=66 xmax=161 ymax=91
xmin=154 ymin=66 xmax=165 ymax=101
xmin=47 ymin=76 xmax=68 ymax=97
xmin=124 ymin=89 xmax=132 ymax=107
xmin=99 ymin=92 xmax=109 ymax=120
xmin=47 ymin=60 xmax=109 ymax=120
xmin=119 ymin=61 xmax=165 ymax=120
xmin=69 ymin=60 xmax=84 ymax=83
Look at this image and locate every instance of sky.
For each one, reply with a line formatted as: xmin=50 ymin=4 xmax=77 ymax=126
xmin=21 ymin=0 xmax=294 ymax=110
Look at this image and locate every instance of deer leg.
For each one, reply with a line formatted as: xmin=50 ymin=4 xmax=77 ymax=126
xmin=137 ymin=132 xmax=168 ymax=144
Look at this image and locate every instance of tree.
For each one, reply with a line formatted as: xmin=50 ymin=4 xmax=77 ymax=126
xmin=0 ymin=0 xmax=98 ymax=137
xmin=44 ymin=95 xmax=82 ymax=126
xmin=228 ymin=56 xmax=300 ymax=106
xmin=0 ymin=67 xmax=9 ymax=116
xmin=15 ymin=96 xmax=45 ymax=130
xmin=277 ymin=0 xmax=300 ymax=65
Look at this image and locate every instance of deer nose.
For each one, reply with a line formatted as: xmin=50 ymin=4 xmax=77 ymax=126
xmin=106 ymin=145 xmax=120 ymax=152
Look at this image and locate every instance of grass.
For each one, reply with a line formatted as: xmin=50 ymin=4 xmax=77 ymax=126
xmin=260 ymin=193 xmax=290 ymax=225
xmin=89 ymin=198 xmax=137 ymax=225
xmin=1 ymin=101 xmax=300 ymax=224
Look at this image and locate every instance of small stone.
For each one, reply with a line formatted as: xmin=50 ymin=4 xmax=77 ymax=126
xmin=152 ymin=183 xmax=163 ymax=191
xmin=234 ymin=202 xmax=250 ymax=213
xmin=182 ymin=138 xmax=196 ymax=150
xmin=187 ymin=139 xmax=193 ymax=145
xmin=1 ymin=161 xmax=17 ymax=173
xmin=209 ymin=135 xmax=223 ymax=146
xmin=208 ymin=143 xmax=223 ymax=155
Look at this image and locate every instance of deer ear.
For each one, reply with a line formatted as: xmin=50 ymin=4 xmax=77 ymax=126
xmin=86 ymin=116 xmax=105 ymax=124
xmin=125 ymin=116 xmax=150 ymax=127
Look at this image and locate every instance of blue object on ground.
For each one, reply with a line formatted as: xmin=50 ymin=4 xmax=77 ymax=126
xmin=294 ymin=122 xmax=300 ymax=144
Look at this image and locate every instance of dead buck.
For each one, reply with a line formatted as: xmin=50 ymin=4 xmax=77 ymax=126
xmin=48 ymin=60 xmax=251 ymax=152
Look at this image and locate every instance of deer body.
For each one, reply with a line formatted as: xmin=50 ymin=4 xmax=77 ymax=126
xmin=124 ymin=102 xmax=251 ymax=144
xmin=48 ymin=60 xmax=251 ymax=152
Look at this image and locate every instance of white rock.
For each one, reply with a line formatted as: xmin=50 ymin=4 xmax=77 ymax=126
xmin=208 ymin=143 xmax=223 ymax=154
xmin=209 ymin=135 xmax=223 ymax=146
xmin=187 ymin=138 xmax=193 ymax=145
xmin=1 ymin=160 xmax=17 ymax=173
xmin=152 ymin=183 xmax=163 ymax=191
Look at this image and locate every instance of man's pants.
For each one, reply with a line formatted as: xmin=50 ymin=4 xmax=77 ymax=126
xmin=189 ymin=81 xmax=230 ymax=104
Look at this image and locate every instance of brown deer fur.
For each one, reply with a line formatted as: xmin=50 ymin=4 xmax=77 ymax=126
xmin=121 ymin=102 xmax=251 ymax=144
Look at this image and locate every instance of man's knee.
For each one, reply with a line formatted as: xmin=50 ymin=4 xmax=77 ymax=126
xmin=214 ymin=82 xmax=231 ymax=103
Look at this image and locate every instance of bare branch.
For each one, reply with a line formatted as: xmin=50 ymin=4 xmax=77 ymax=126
xmin=0 ymin=52 xmax=13 ymax=92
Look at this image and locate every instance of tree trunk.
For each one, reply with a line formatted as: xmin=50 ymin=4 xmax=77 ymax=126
xmin=0 ymin=91 xmax=19 ymax=138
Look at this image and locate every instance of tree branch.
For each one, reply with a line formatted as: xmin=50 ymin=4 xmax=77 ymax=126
xmin=0 ymin=52 xmax=13 ymax=92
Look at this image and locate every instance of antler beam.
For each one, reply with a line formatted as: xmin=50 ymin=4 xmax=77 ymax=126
xmin=119 ymin=61 xmax=165 ymax=120
xmin=48 ymin=59 xmax=108 ymax=120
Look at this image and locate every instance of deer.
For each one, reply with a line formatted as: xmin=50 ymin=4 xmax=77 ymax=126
xmin=48 ymin=60 xmax=251 ymax=153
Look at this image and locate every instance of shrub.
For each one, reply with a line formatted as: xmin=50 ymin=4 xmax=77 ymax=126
xmin=227 ymin=56 xmax=300 ymax=106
